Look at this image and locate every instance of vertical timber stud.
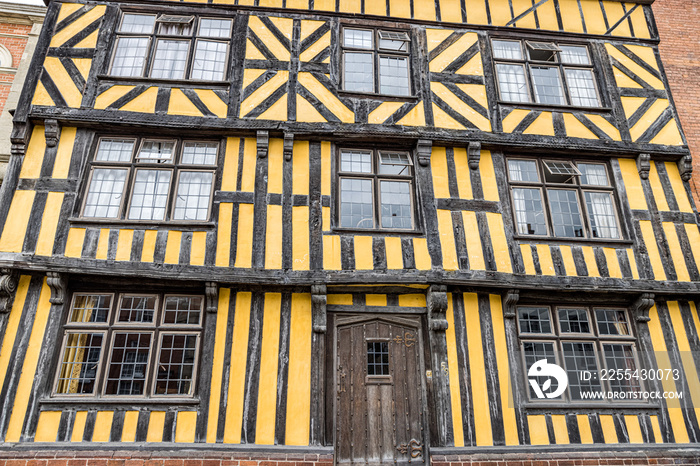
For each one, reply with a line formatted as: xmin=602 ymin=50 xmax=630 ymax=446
xmin=416 ymin=139 xmax=442 ymax=269
xmin=427 ymin=285 xmax=452 ymax=446
xmin=502 ymin=289 xmax=528 ymax=444
xmin=467 ymin=142 xmax=481 ymax=170
xmin=637 ymin=153 xmax=651 ymax=180
xmin=25 ymin=273 xmax=67 ymax=441
xmin=253 ymin=131 xmax=270 ymax=269
xmin=196 ymin=282 xmax=219 ymax=441
xmin=310 ymin=285 xmax=327 ymax=445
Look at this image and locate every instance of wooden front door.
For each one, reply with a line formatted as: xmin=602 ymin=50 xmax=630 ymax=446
xmin=335 ymin=316 xmax=427 ymax=465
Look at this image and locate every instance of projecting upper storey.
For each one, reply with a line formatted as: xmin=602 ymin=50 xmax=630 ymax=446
xmin=18 ymin=0 xmax=687 ymax=159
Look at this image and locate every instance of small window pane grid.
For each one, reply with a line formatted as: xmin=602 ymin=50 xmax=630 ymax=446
xmin=508 ymin=158 xmax=621 ymax=239
xmin=342 ymin=27 xmax=411 ymax=96
xmin=367 ymin=341 xmax=390 ymax=376
xmin=338 ymin=149 xmax=416 ymax=231
xmin=518 ymin=305 xmax=641 ymax=403
xmin=110 ymin=13 xmax=232 ymax=81
xmin=54 ymin=293 xmax=202 ymax=398
xmin=493 ymin=39 xmax=600 ymax=107
xmin=82 ymin=137 xmax=217 ymax=222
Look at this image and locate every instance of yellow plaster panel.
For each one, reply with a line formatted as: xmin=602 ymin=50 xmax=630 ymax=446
xmin=34 ymin=411 xmax=61 ymax=442
xmin=190 ymin=231 xmax=207 ymax=266
xmin=490 ymin=295 xmax=519 ymax=445
xmin=464 ymin=0 xmax=488 ymax=23
xmin=453 ymin=148 xmax=472 ymax=199
xmin=74 ymin=29 xmax=99 ymax=48
xmin=431 ymin=147 xmax=451 ymax=199
xmin=207 ymin=289 xmax=230 ymax=442
xmin=627 ymin=249 xmax=640 ymax=279
xmin=297 ymin=94 xmax=326 ymax=122
xmin=121 ymin=411 xmax=139 ymax=442
xmin=580 ymin=246 xmax=600 ymax=277
xmin=285 ymin=294 xmax=312 ymax=445
xmin=168 ymin=88 xmax=203 ymax=117
xmin=92 ymin=411 xmax=114 ymax=442
xmin=665 ymin=162 xmax=693 ymax=212
xmin=57 ymin=2 xmax=84 ymax=23
xmin=50 ymin=5 xmax=105 ymax=48
xmin=551 ymin=415 xmax=570 ymax=444
xmin=650 ymin=119 xmax=684 ymax=146
xmin=625 ymin=44 xmax=660 ymax=72
xmin=398 ymin=294 xmax=427 ymax=307
xmin=414 ymin=0 xmax=436 ymax=20
xmin=245 ymin=39 xmax=266 ymax=60
xmin=580 ymin=0 xmax=606 ymax=35
xmin=321 ymin=141 xmax=331 ymax=196
xmin=618 ymin=158 xmax=648 ymax=210
xmin=268 ymin=138 xmax=284 ymax=194
xmin=431 ymin=82 xmax=490 ymax=131
xmin=464 ymin=293 xmax=493 ymax=446
xmin=559 ymin=0 xmax=585 ymax=32
xmin=629 ymin=7 xmax=651 ymax=39
xmin=257 ymin=94 xmax=288 ymax=121
xmin=265 ymin=205 xmax=283 ymax=269
xmin=35 ymin=192 xmax=65 ymax=256
xmin=366 ymin=294 xmax=388 ymax=306
xmin=255 ymin=293 xmax=282 ymax=445
xmin=639 ymin=220 xmax=667 ymax=281
xmin=300 ymin=19 xmax=325 ymax=43
xmin=536 ymin=0 xmax=559 ymax=31
xmin=0 ymin=276 xmax=29 ymax=396
xmin=175 ymin=411 xmax=197 ymax=442
xmin=577 ymin=415 xmax=594 ymax=444
xmin=224 ymin=292 xmax=252 ymax=443
xmin=621 ymin=96 xmax=647 ymax=119
xmin=413 ymin=238 xmax=432 ymax=270
xmin=216 ymin=203 xmax=233 ymax=266
xmin=649 ymin=163 xmax=670 ymax=211
xmin=445 ymin=294 xmax=464 ymax=446
xmin=19 ymin=125 xmax=46 ymax=179
xmin=603 ymin=248 xmax=622 ymax=278
xmin=240 ymin=138 xmax=257 ymax=192
xmin=313 ymin=0 xmax=334 ymax=10
xmin=52 ymin=127 xmax=77 ymax=179
xmin=536 ymin=244 xmax=555 ymax=275
xmin=684 ymin=224 xmax=700 ymax=275
xmin=456 ymin=83 xmax=487 ymax=108
xmin=437 ymin=210 xmax=459 ymax=271
xmin=354 ymin=235 xmax=374 ymax=270
xmin=249 ymin=16 xmax=290 ymax=61
xmin=32 ymin=80 xmax=54 ymax=106
xmin=195 ymin=89 xmax=228 ymax=118
xmin=585 ymin=114 xmax=621 ymax=141
xmin=94 ymin=228 xmax=109 ymax=260
xmin=323 ymin=235 xmax=341 ymax=270
xmin=662 ymin=223 xmax=690 ymax=281
xmin=426 ymin=28 xmax=455 ymax=54
xmin=293 ymin=141 xmax=310 ymax=195
xmin=94 ymin=85 xmax=134 ymax=109
xmin=651 ymin=416 xmax=664 ymax=443
xmin=604 ymin=1 xmax=631 ymax=36
xmin=390 ymin=0 xmax=411 ymax=18
xmin=630 ymin=99 xmax=670 ymax=141
xmin=298 ymin=72 xmax=354 ymax=123
xmin=240 ymin=71 xmax=289 ymax=118
xmin=666 ymin=301 xmax=700 ymax=425
xmin=564 ymin=113 xmax=598 ymax=139
xmin=71 ymin=412 xmax=87 ymax=442
xmin=624 ymin=415 xmax=644 ymax=444
xmin=489 ymin=0 xmax=512 ymax=26
xmin=612 ymin=67 xmax=644 ymax=89
xmin=520 ymin=244 xmax=536 ymax=275
xmin=235 ymin=203 xmax=254 ymax=268
xmin=384 ymin=236 xmax=404 ymax=270
xmin=327 ymin=294 xmax=353 ymax=305
xmin=368 ymin=101 xmax=404 ymax=125
xmin=523 ymin=112 xmax=555 ymax=136
xmin=432 ymin=103 xmax=465 ymax=130
xmin=164 ymin=230 xmax=182 ymax=265
xmin=339 ymin=0 xmax=361 ymax=13
xmin=293 ymin=206 xmax=310 ymax=270
xmin=528 ymin=415 xmax=549 ymax=445
xmin=242 ymin=69 xmax=265 ymax=89
xmin=559 ymin=245 xmax=577 ymax=276
xmin=141 ymin=230 xmax=157 ymax=263
xmin=0 ymin=190 xmax=35 ymax=252
xmin=502 ymin=109 xmax=531 ymax=133
xmin=146 ymin=412 xmax=166 ymax=442
xmin=607 ymin=45 xmax=665 ymax=90
xmin=480 ymin=151 xmax=499 ymax=202
xmin=486 ymin=213 xmax=512 ymax=273
xmin=396 ymin=102 xmax=426 ymax=126
xmin=512 ymin=0 xmax=537 ymax=29
xmin=64 ymin=228 xmax=86 ymax=258
xmin=430 ymin=33 xmax=478 ymax=73
xmin=44 ymin=57 xmax=83 ymax=108
xmin=599 ymin=414 xmax=618 ymax=443
xmin=439 ymin=0 xmax=462 ymax=22
xmin=72 ymin=58 xmax=92 ymax=81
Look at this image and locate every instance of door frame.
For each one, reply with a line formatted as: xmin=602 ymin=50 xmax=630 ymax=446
xmin=331 ymin=313 xmax=432 ymax=465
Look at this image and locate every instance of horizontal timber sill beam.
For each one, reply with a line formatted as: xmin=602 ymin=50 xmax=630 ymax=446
xmin=22 ymin=111 xmax=691 ymax=159
xmin=2 ymin=257 xmax=700 ymax=297
xmin=42 ymin=0 xmax=657 ymax=43
xmin=0 ymin=442 xmax=333 ymax=455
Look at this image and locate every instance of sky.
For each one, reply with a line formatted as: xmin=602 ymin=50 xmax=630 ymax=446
xmin=3 ymin=0 xmax=45 ymax=5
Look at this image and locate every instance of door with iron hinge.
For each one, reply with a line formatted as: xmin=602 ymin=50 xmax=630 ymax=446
xmin=335 ymin=315 xmax=427 ymax=466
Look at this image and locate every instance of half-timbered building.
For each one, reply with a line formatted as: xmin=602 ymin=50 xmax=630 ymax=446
xmin=0 ymin=0 xmax=698 ymax=465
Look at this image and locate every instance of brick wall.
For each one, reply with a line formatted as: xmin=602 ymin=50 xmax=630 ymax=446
xmin=653 ymin=0 xmax=700 ymax=206
xmin=0 ymin=21 xmax=31 ymax=115
xmin=433 ymin=451 xmax=700 ymax=466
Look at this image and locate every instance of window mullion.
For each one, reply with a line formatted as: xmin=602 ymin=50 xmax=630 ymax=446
xmin=185 ymin=34 xmax=198 ymax=79
xmin=560 ymin=63 xmax=573 ymax=105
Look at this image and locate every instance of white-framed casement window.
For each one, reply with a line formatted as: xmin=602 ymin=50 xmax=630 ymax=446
xmin=110 ymin=12 xmax=233 ymax=81
xmin=518 ymin=305 xmax=642 ymax=402
xmin=507 ymin=158 xmax=621 ymax=239
xmin=337 ymin=149 xmax=416 ymax=230
xmin=54 ymin=293 xmax=203 ymax=398
xmin=82 ymin=137 xmax=218 ymax=222
xmin=492 ymin=39 xmax=601 ymax=107
xmin=341 ymin=27 xmax=412 ymax=96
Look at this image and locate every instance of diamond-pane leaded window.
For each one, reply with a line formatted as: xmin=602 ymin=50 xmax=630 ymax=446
xmin=507 ymin=158 xmax=621 ymax=239
xmin=82 ymin=137 xmax=217 ymax=222
xmin=54 ymin=293 xmax=202 ymax=398
xmin=110 ymin=13 xmax=232 ymax=81
xmin=338 ymin=149 xmax=416 ymax=231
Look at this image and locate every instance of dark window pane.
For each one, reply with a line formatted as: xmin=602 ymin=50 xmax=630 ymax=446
xmin=562 ymin=341 xmax=602 ymax=400
xmin=56 ymin=333 xmax=103 ymax=394
xmin=105 ymin=332 xmax=151 ymax=395
xmin=163 ymin=296 xmax=202 ymax=325
xmin=603 ymin=343 xmax=641 ymax=393
xmin=118 ymin=296 xmax=157 ymax=323
xmin=522 ymin=341 xmax=558 ymax=399
xmin=595 ymin=308 xmax=630 ymax=336
xmin=367 ymin=341 xmax=389 ymax=376
xmin=69 ymin=294 xmax=112 ymax=324
xmin=518 ymin=307 xmax=552 ymax=334
xmin=380 ymin=180 xmax=412 ymax=229
xmin=558 ymin=308 xmax=591 ymax=333
xmin=512 ymin=187 xmax=547 ymax=235
xmin=532 ymin=66 xmax=565 ymax=105
xmin=548 ymin=189 xmax=584 ymax=237
xmin=155 ymin=334 xmax=198 ymax=395
xmin=340 ymin=178 xmax=373 ymax=228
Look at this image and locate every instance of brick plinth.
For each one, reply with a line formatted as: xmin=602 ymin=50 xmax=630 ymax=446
xmin=432 ymin=450 xmax=700 ymax=466
xmin=0 ymin=452 xmax=334 ymax=466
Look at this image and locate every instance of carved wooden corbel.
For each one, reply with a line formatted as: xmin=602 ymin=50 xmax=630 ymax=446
xmin=679 ymin=155 xmax=692 ymax=182
xmin=205 ymin=282 xmax=218 ymax=313
xmin=468 ymin=142 xmax=481 ymax=170
xmin=416 ymin=139 xmax=432 ymax=167
xmin=632 ymin=293 xmax=655 ymax=323
xmin=46 ymin=272 xmax=67 ymax=305
xmin=0 ymin=269 xmax=18 ymax=313
xmin=503 ymin=289 xmax=520 ymax=319
xmin=10 ymin=122 xmax=28 ymax=157
xmin=284 ymin=132 xmax=294 ymax=162
xmin=637 ymin=153 xmax=651 ymax=180
xmin=44 ymin=119 xmax=60 ymax=148
xmin=257 ymin=130 xmax=269 ymax=158
xmin=311 ymin=284 xmax=327 ymax=333
xmin=427 ymin=285 xmax=448 ymax=331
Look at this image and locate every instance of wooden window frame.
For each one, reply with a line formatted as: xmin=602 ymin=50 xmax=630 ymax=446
xmin=507 ymin=157 xmax=624 ymax=241
xmin=492 ymin=38 xmax=603 ymax=109
xmin=52 ymin=292 xmax=204 ymax=400
xmin=80 ymin=137 xmax=218 ymax=224
xmin=340 ymin=26 xmax=413 ymax=97
xmin=108 ymin=11 xmax=233 ymax=82
xmin=335 ymin=148 xmax=419 ymax=233
xmin=517 ymin=305 xmax=644 ymax=404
